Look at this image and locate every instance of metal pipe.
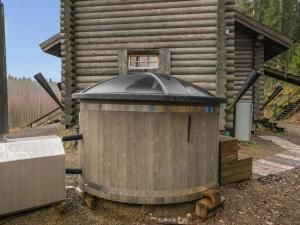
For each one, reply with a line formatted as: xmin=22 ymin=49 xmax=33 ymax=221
xmin=0 ymin=0 xmax=8 ymax=141
xmin=260 ymin=84 xmax=283 ymax=110
xmin=65 ymin=168 xmax=82 ymax=175
xmin=62 ymin=134 xmax=83 ymax=142
xmin=229 ymin=70 xmax=261 ymax=110
xmin=34 ymin=73 xmax=64 ymax=110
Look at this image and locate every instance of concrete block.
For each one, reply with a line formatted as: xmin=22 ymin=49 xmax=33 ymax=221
xmin=0 ymin=136 xmax=65 ymax=216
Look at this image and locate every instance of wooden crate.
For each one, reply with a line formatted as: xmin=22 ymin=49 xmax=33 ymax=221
xmin=220 ymin=158 xmax=252 ymax=186
xmin=219 ymin=136 xmax=252 ymax=186
xmin=219 ymin=136 xmax=238 ymax=163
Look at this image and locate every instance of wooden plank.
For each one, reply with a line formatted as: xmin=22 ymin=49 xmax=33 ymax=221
xmin=220 ymin=158 xmax=252 ymax=185
xmin=126 ymin=112 xmax=137 ymax=203
xmin=219 ymin=135 xmax=238 ymax=163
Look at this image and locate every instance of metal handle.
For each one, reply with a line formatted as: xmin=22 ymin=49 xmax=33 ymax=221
xmin=187 ymin=115 xmax=192 ymax=142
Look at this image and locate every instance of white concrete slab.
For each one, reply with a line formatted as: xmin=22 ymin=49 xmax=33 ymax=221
xmin=0 ymin=136 xmax=64 ymax=163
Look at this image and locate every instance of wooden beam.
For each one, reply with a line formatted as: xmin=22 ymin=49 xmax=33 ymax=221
xmin=264 ymin=67 xmax=300 ymax=86
xmin=217 ymin=0 xmax=227 ymax=130
xmin=0 ymin=1 xmax=8 ymax=138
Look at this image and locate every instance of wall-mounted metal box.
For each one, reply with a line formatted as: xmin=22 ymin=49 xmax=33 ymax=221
xmin=0 ymin=136 xmax=65 ymax=216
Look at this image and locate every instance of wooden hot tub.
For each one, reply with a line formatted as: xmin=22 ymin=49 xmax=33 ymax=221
xmin=73 ymin=73 xmax=225 ymax=204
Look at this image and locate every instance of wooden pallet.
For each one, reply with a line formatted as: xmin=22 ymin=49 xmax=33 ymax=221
xmin=219 ymin=136 xmax=252 ymax=186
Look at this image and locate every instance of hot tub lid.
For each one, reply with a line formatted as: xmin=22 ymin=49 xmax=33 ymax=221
xmin=73 ymin=73 xmax=226 ymax=104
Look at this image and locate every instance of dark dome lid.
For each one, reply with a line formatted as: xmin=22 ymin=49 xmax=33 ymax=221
xmin=73 ymin=73 xmax=225 ymax=104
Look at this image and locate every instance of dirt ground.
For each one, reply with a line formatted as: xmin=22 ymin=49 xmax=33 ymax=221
xmin=1 ymin=129 xmax=300 ymax=225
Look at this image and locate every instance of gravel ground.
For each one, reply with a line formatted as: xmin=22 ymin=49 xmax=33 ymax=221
xmin=1 ymin=130 xmax=299 ymax=225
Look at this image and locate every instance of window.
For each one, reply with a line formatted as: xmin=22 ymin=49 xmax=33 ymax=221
xmin=118 ymin=48 xmax=170 ymax=75
xmin=128 ymin=55 xmax=159 ymax=69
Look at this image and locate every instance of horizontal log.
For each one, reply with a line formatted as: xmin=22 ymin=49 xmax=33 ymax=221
xmin=74 ymin=13 xmax=218 ymax=26
xmin=171 ymin=48 xmax=217 ymax=54
xmin=76 ymin=68 xmax=119 ymax=76
xmin=233 ymin=92 xmax=253 ymax=98
xmin=171 ymin=54 xmax=217 ymax=61
xmin=235 ymin=72 xmax=255 ymax=76
xmin=171 ymin=60 xmax=217 ymax=67
xmin=235 ymin=50 xmax=253 ymax=54
xmin=227 ymin=47 xmax=234 ymax=53
xmin=227 ymin=53 xmax=235 ymax=60
xmin=76 ymin=50 xmax=118 ymax=57
xmin=74 ymin=0 xmax=218 ymax=9
xmin=226 ymin=67 xmax=234 ymax=73
xmin=76 ymin=56 xmax=118 ymax=63
xmin=75 ymin=1 xmax=218 ymax=13
xmin=74 ymin=6 xmax=218 ymax=20
xmin=234 ymin=81 xmax=252 ymax=85
xmin=171 ymin=67 xmax=216 ymax=75
xmin=173 ymin=75 xmax=217 ymax=82
xmin=75 ymin=27 xmax=217 ymax=39
xmin=76 ymin=62 xmax=119 ymax=68
xmin=74 ymin=40 xmax=218 ymax=51
xmin=75 ymin=20 xmax=218 ymax=32
xmin=76 ymin=76 xmax=115 ymax=83
xmin=236 ymin=58 xmax=254 ymax=63
xmin=75 ymin=34 xmax=218 ymax=45
xmin=234 ymin=77 xmax=249 ymax=82
xmin=74 ymin=48 xmax=218 ymax=58
xmin=235 ymin=68 xmax=254 ymax=72
xmin=235 ymin=64 xmax=254 ymax=68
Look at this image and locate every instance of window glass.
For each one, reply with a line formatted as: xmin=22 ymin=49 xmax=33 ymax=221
xmin=128 ymin=55 xmax=159 ymax=69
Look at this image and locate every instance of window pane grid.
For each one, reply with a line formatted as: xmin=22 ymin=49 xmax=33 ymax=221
xmin=129 ymin=55 xmax=159 ymax=69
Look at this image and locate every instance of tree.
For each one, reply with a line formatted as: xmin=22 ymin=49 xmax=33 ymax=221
xmin=289 ymin=43 xmax=300 ymax=75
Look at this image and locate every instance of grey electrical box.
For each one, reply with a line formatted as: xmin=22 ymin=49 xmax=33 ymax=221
xmin=0 ymin=136 xmax=65 ymax=216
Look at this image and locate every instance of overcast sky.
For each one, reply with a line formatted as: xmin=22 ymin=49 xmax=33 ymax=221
xmin=3 ymin=0 xmax=60 ymax=81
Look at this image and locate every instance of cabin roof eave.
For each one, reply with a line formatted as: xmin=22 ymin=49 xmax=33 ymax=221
xmin=235 ymin=10 xmax=295 ymax=48
xmin=39 ymin=33 xmax=61 ymax=57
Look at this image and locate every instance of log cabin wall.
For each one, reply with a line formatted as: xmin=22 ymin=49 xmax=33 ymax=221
xmin=61 ymin=0 xmax=77 ymax=126
xmin=60 ymin=0 xmax=235 ymax=127
xmin=234 ymin=24 xmax=265 ymax=122
xmin=224 ymin=0 xmax=235 ymax=130
xmin=253 ymin=35 xmax=265 ymax=121
xmin=234 ymin=25 xmax=255 ymax=102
